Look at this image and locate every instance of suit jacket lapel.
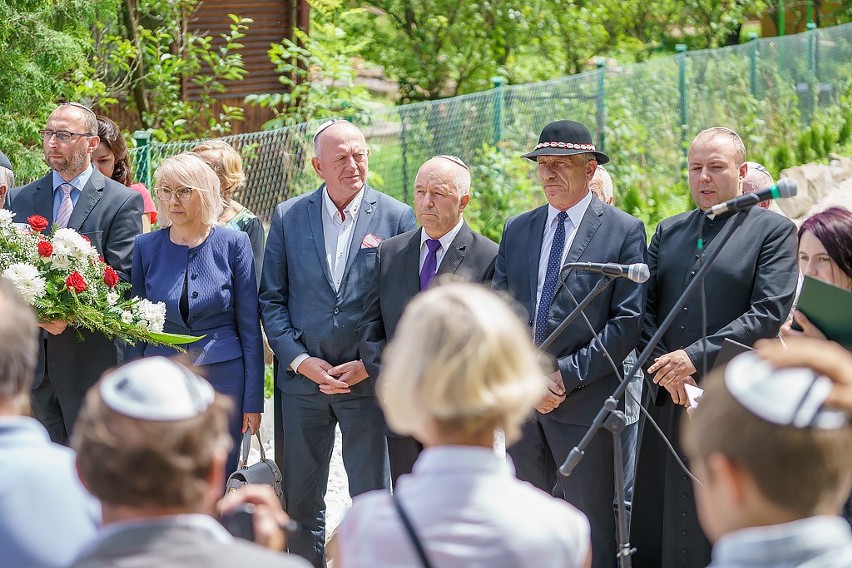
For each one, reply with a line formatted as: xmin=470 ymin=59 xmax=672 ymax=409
xmin=528 ymin=206 xmax=547 ymax=311
xmin=342 ymin=185 xmax=378 ymax=280
xmin=67 ymin=169 xmax=104 ymax=231
xmin=403 ymin=229 xmax=422 ymax=297
xmin=32 ymin=174 xmax=55 ymax=229
xmin=437 ymin=222 xmax=471 ymax=277
xmin=563 ymin=196 xmax=603 ymax=266
xmin=307 ymin=187 xmax=335 ymax=289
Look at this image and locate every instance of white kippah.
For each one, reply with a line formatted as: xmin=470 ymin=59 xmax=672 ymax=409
xmin=100 ymin=357 xmax=215 ymax=421
xmin=725 ymin=353 xmax=847 ymax=430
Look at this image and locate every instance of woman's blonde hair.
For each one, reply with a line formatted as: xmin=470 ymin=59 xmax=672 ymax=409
xmin=380 ymin=282 xmax=546 ymax=445
xmin=154 ymin=152 xmax=223 ymax=228
xmin=192 ymin=140 xmax=245 ymax=202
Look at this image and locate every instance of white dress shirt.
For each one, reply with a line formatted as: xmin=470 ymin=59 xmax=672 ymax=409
xmin=339 ymin=445 xmax=591 ymax=568
xmin=291 ymin=186 xmax=365 ymax=372
xmin=418 ymin=218 xmax=464 ymax=273
xmin=322 ymin=186 xmax=364 ymax=292
xmin=535 ymin=191 xmax=592 ymax=314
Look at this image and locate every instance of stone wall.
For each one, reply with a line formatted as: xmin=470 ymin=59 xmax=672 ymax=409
xmin=774 ymin=155 xmax=852 ymax=222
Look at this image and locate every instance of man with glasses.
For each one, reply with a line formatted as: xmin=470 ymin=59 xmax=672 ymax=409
xmin=5 ymin=102 xmax=143 ymax=444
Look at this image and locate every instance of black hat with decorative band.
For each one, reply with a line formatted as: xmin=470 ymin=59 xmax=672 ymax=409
xmin=523 ymin=120 xmax=609 ymax=164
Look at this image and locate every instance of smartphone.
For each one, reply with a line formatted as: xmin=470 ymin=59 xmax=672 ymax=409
xmin=220 ymin=503 xmax=255 ymax=541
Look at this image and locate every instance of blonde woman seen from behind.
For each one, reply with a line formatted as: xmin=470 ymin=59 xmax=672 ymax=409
xmin=338 ymin=283 xmax=592 ymax=568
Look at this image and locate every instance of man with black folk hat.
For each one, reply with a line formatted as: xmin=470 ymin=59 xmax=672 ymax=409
xmin=493 ymin=120 xmax=647 ymax=568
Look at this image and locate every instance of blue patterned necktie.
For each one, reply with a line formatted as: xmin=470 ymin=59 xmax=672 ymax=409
xmin=419 ymin=238 xmax=442 ymax=290
xmin=535 ymin=211 xmax=569 ymax=345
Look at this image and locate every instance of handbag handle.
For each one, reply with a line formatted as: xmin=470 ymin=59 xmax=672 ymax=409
xmin=237 ymin=430 xmax=267 ymax=470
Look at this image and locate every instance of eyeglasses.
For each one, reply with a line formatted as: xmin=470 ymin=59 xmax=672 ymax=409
xmin=155 ymin=186 xmax=195 ymax=202
xmin=38 ymin=130 xmax=94 ymax=142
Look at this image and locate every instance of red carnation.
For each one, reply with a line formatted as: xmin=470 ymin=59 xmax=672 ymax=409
xmin=65 ymin=271 xmax=87 ymax=294
xmin=37 ymin=241 xmax=54 ymax=257
xmin=81 ymin=235 xmax=91 ymax=244
xmin=103 ymin=266 xmax=119 ymax=288
xmin=27 ymin=215 xmax=49 ymax=233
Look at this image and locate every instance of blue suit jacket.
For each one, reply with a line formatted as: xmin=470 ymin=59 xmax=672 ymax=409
xmin=260 ymin=184 xmax=416 ymax=396
xmin=130 ymin=226 xmax=264 ymax=413
xmin=493 ymin=196 xmax=648 ymax=426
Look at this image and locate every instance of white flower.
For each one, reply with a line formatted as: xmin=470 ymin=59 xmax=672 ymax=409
xmin=52 ymin=228 xmax=98 ymax=260
xmin=0 ymin=210 xmax=13 ymax=227
xmin=136 ymin=299 xmax=166 ymax=333
xmin=106 ymin=290 xmax=119 ymax=306
xmin=121 ymin=310 xmax=134 ymax=324
xmin=2 ymin=263 xmax=47 ymax=304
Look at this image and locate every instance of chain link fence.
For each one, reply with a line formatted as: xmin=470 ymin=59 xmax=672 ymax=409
xmin=130 ymin=23 xmax=852 ymax=227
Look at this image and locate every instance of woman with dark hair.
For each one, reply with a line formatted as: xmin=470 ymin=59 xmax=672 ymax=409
xmin=783 ymin=206 xmax=852 ymax=339
xmin=94 ymin=116 xmax=157 ymax=232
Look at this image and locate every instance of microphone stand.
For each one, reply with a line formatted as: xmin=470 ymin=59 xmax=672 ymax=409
xmin=552 ymin=210 xmax=748 ymax=568
xmin=539 ymin=275 xmax=616 ymax=352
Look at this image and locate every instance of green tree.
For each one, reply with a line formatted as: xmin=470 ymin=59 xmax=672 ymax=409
xmin=245 ymin=0 xmax=372 ymax=128
xmin=89 ymin=0 xmax=251 ymax=141
xmin=0 ymin=0 xmax=118 ymax=182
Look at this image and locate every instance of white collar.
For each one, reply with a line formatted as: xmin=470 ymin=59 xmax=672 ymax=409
xmin=546 ymin=191 xmax=592 ymax=230
xmin=420 ymin=218 xmax=465 ymax=252
xmin=322 ymin=185 xmax=364 ymax=222
xmin=411 ymin=445 xmax=513 ymax=476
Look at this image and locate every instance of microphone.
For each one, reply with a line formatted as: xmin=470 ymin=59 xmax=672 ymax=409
xmin=706 ymin=178 xmax=797 ymax=218
xmin=564 ymin=262 xmax=650 ymax=283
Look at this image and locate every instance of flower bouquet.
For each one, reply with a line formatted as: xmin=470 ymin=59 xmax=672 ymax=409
xmin=0 ymin=211 xmax=197 ymax=347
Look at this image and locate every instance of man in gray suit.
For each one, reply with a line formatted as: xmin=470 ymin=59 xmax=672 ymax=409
xmin=5 ymin=102 xmax=143 ymax=445
xmin=357 ymin=155 xmax=498 ymax=484
xmin=260 ymin=120 xmax=416 ymax=566
xmin=71 ymin=357 xmax=308 ymax=568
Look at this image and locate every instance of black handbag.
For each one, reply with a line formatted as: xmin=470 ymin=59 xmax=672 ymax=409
xmin=225 ymin=431 xmax=285 ymax=509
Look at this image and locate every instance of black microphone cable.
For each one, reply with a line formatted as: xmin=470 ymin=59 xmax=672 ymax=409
xmin=558 ymin=280 xmax=703 ymax=486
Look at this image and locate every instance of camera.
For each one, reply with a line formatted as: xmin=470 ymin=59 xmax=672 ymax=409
xmin=220 ymin=503 xmax=255 ymax=541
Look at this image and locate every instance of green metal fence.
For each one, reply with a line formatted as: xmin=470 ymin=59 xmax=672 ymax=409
xmin=130 ymin=23 xmax=852 ymax=226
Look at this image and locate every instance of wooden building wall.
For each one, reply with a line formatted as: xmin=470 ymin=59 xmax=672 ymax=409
xmin=104 ymin=0 xmax=295 ymax=135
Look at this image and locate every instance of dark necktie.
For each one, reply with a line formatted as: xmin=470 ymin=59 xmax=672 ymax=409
xmin=419 ymin=238 xmax=442 ymax=290
xmin=535 ymin=211 xmax=569 ymax=345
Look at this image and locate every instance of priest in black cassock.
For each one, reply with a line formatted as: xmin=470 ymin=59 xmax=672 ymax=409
xmin=630 ymin=127 xmax=798 ymax=568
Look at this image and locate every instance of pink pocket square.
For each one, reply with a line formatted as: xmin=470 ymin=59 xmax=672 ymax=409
xmin=361 ymin=233 xmax=382 ymax=249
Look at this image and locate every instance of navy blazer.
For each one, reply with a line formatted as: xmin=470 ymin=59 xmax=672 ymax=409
xmin=130 ymin=226 xmax=264 ymax=413
xmin=260 ymin=184 xmax=416 ymax=396
xmin=493 ymin=196 xmax=648 ymax=426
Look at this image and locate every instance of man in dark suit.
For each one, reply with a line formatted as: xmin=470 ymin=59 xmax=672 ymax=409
xmin=630 ymin=127 xmax=798 ymax=568
xmin=5 ymin=102 xmax=142 ymax=445
xmin=260 ymin=120 xmax=416 ymax=567
xmin=357 ymin=155 xmax=498 ymax=484
xmin=493 ymin=120 xmax=647 ymax=568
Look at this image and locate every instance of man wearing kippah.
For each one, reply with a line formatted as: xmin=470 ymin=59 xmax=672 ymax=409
xmin=682 ymin=352 xmax=852 ymax=567
xmin=70 ymin=357 xmax=309 ymax=568
xmin=358 ymin=155 xmax=498 ymax=485
xmin=493 ymin=120 xmax=648 ymax=568
xmin=4 ymin=102 xmax=143 ymax=445
xmin=260 ymin=120 xmax=415 ymax=567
